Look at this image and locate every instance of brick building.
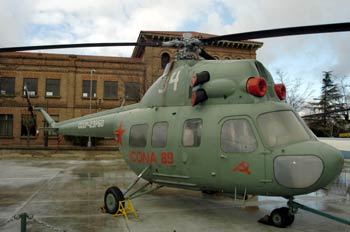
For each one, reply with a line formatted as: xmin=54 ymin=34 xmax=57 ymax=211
xmin=0 ymin=31 xmax=262 ymax=148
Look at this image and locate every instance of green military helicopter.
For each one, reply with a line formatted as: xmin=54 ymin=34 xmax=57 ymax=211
xmin=1 ymin=22 xmax=350 ymax=228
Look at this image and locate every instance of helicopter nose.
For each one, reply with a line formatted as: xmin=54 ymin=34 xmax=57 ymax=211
xmin=273 ymin=141 xmax=343 ymax=190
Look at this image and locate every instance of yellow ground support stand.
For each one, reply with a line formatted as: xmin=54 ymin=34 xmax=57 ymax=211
xmin=113 ymin=199 xmax=138 ymax=220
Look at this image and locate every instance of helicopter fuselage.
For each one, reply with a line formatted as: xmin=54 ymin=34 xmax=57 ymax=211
xmin=42 ymin=59 xmax=344 ymax=198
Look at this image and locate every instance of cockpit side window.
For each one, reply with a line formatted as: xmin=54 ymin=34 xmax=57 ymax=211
xmin=257 ymin=111 xmax=310 ymax=148
xmin=221 ymin=119 xmax=257 ymax=153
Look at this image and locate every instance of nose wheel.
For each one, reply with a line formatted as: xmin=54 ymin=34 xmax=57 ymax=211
xmin=270 ymin=207 xmax=295 ymax=228
xmin=258 ymin=198 xmax=297 ymax=228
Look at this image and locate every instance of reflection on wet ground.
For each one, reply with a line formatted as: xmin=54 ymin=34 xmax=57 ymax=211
xmin=0 ymin=159 xmax=350 ymax=232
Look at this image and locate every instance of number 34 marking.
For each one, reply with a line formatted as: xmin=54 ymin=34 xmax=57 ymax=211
xmin=169 ymin=71 xmax=180 ymax=91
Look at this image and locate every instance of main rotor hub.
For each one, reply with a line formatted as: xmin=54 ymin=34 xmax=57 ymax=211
xmin=162 ymin=33 xmax=203 ymax=60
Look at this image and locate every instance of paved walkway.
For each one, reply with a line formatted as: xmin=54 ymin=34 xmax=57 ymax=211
xmin=0 ymin=153 xmax=350 ymax=231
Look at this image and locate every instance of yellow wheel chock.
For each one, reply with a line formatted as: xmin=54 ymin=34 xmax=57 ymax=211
xmin=112 ymin=199 xmax=137 ymax=220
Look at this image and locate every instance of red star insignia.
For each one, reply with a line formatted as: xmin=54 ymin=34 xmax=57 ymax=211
xmin=114 ymin=122 xmax=125 ymax=145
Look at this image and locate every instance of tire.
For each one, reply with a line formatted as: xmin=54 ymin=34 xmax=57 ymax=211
xmin=104 ymin=186 xmax=125 ymax=214
xmin=280 ymin=207 xmax=295 ymax=226
xmin=270 ymin=208 xmax=288 ymax=228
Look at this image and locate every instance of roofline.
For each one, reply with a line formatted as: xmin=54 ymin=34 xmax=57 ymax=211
xmin=132 ymin=31 xmax=263 ymax=58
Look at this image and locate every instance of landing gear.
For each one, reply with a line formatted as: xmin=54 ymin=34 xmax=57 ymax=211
xmin=270 ymin=207 xmax=295 ymax=228
xmin=258 ymin=198 xmax=297 ymax=228
xmin=103 ymin=166 xmax=163 ymax=215
xmin=104 ymin=186 xmax=125 ymax=214
xmin=260 ymin=197 xmax=350 ymax=228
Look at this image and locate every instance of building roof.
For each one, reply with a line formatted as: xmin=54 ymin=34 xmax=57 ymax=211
xmin=0 ymin=51 xmax=143 ymax=64
xmin=132 ymin=31 xmax=263 ymax=58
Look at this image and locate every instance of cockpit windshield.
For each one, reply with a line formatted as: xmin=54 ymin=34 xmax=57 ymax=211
xmin=257 ymin=111 xmax=310 ymax=148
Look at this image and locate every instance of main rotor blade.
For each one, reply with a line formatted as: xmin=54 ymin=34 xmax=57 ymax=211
xmin=0 ymin=42 xmax=160 ymax=53
xmin=201 ymin=22 xmax=350 ymax=43
xmin=199 ymin=49 xmax=216 ymax=60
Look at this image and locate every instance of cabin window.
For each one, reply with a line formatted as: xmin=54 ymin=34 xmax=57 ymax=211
xmin=23 ymin=78 xmax=38 ymax=97
xmin=221 ymin=119 xmax=257 ymax=153
xmin=21 ymin=114 xmax=37 ymax=136
xmin=46 ymin=79 xmax=60 ymax=97
xmin=104 ymin=81 xmax=118 ymax=99
xmin=152 ymin=122 xmax=169 ymax=148
xmin=129 ymin=124 xmax=148 ymax=147
xmin=125 ymin=82 xmax=140 ymax=100
xmin=82 ymin=80 xmax=97 ymax=98
xmin=0 ymin=114 xmax=13 ymax=137
xmin=0 ymin=77 xmax=15 ymax=96
xmin=182 ymin=119 xmax=202 ymax=147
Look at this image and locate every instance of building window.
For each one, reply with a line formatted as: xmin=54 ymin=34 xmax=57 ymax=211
xmin=221 ymin=119 xmax=257 ymax=153
xmin=104 ymin=81 xmax=118 ymax=99
xmin=152 ymin=122 xmax=169 ymax=148
xmin=23 ymin=78 xmax=38 ymax=97
xmin=0 ymin=114 xmax=13 ymax=137
xmin=125 ymin=82 xmax=140 ymax=100
xmin=46 ymin=79 xmax=60 ymax=97
xmin=21 ymin=114 xmax=37 ymax=136
xmin=0 ymin=77 xmax=15 ymax=96
xmin=82 ymin=80 xmax=97 ymax=98
xmin=161 ymin=52 xmax=170 ymax=69
xmin=129 ymin=124 xmax=148 ymax=147
xmin=182 ymin=119 xmax=202 ymax=147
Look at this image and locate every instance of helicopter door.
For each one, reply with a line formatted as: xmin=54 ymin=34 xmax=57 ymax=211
xmin=218 ymin=117 xmax=266 ymax=194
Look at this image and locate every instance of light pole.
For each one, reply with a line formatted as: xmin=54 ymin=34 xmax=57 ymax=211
xmin=88 ymin=69 xmax=96 ymax=148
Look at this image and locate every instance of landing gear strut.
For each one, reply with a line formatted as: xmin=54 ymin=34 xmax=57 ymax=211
xmin=103 ymin=165 xmax=163 ymax=215
xmin=259 ymin=197 xmax=350 ymax=228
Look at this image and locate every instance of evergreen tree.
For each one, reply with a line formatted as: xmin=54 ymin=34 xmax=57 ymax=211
xmin=307 ymin=71 xmax=344 ymax=136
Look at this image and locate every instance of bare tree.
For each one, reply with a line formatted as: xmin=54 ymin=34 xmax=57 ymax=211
xmin=275 ymin=70 xmax=313 ymax=113
xmin=334 ymin=75 xmax=350 ymax=121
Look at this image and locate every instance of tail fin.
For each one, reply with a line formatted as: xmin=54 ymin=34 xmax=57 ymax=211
xmin=34 ymin=107 xmax=56 ymax=128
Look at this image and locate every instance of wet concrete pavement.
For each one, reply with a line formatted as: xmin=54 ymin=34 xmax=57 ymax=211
xmin=1 ymin=153 xmax=350 ymax=232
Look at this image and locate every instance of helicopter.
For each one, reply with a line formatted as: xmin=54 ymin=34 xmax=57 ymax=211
xmin=1 ymin=22 xmax=350 ymax=228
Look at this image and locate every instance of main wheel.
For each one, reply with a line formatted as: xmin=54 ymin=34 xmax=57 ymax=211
xmin=270 ymin=208 xmax=288 ymax=228
xmin=104 ymin=186 xmax=124 ymax=214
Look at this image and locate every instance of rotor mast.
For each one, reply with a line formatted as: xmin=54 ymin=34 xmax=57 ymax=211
xmin=162 ymin=33 xmax=203 ymax=60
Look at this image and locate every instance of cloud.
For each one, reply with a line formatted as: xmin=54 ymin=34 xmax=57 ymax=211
xmin=0 ymin=1 xmax=35 ymax=46
xmin=1 ymin=0 xmax=349 ymax=98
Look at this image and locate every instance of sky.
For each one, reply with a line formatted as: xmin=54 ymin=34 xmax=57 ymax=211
xmin=1 ymin=0 xmax=350 ymax=101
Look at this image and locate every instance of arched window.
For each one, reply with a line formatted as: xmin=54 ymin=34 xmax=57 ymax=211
xmin=161 ymin=52 xmax=170 ymax=69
